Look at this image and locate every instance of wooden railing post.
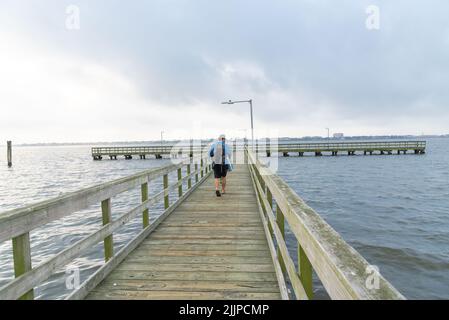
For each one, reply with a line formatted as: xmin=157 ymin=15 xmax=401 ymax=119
xmin=12 ymin=233 xmax=34 ymax=299
xmin=200 ymin=159 xmax=204 ymax=178
xmin=177 ymin=167 xmax=183 ymax=197
xmin=266 ymin=188 xmax=274 ymax=237
xmin=276 ymin=206 xmax=286 ymax=274
xmin=187 ymin=163 xmax=192 ymax=189
xmin=298 ymin=244 xmax=313 ymax=299
xmin=233 ymin=139 xmax=237 ymax=163
xmin=257 ymin=167 xmax=266 ymax=192
xmin=195 ymin=163 xmax=199 ymax=183
xmin=101 ymin=198 xmax=114 ymax=262
xmin=267 ymin=187 xmax=273 ymax=209
xmin=141 ymin=182 xmax=149 ymax=228
xmin=163 ymin=174 xmax=169 ymax=209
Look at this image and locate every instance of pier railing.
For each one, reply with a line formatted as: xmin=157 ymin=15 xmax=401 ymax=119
xmin=92 ymin=140 xmax=426 ymax=160
xmin=276 ymin=140 xmax=426 ymax=152
xmin=92 ymin=146 xmax=175 ymax=155
xmin=246 ymin=148 xmax=405 ymax=300
xmin=0 ymin=155 xmax=212 ymax=300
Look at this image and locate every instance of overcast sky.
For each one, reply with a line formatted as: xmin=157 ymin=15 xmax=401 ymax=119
xmin=1 ymin=0 xmax=448 ymax=143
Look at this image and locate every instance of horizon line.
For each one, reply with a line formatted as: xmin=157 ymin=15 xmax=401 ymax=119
xmin=2 ymin=133 xmax=448 ymax=147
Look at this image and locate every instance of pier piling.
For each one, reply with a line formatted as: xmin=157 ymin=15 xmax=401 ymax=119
xmin=7 ymin=141 xmax=12 ymax=167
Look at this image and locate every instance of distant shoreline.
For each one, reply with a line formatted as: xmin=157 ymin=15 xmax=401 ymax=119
xmin=3 ymin=134 xmax=448 ymax=147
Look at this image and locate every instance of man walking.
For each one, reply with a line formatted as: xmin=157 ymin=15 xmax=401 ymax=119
xmin=209 ymin=134 xmax=232 ymax=197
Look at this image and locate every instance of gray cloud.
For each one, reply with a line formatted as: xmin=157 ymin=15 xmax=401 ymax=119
xmin=1 ymin=0 xmax=448 ymax=142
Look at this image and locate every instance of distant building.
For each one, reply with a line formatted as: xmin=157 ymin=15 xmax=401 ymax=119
xmin=333 ymin=133 xmax=344 ymax=139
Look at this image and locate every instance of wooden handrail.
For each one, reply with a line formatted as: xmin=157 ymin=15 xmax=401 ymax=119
xmin=246 ymin=148 xmax=405 ymax=300
xmin=0 ymin=156 xmax=212 ymax=300
xmin=0 ymin=156 xmax=205 ymax=243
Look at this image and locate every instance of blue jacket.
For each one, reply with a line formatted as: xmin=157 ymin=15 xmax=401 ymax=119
xmin=209 ymin=141 xmax=233 ymax=166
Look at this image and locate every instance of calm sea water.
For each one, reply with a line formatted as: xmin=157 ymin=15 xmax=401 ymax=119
xmin=0 ymin=138 xmax=448 ymax=299
xmin=276 ymin=138 xmax=449 ymax=299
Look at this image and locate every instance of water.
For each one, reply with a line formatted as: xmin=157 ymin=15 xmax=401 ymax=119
xmin=1 ymin=139 xmax=448 ymax=299
xmin=0 ymin=145 xmax=176 ymax=299
xmin=276 ymin=137 xmax=449 ymax=299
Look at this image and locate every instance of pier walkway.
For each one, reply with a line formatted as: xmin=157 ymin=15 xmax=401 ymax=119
xmin=87 ymin=165 xmax=281 ymax=299
xmin=0 ymin=148 xmax=404 ymax=300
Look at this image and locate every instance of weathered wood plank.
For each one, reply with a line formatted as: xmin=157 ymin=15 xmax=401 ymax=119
xmin=141 ymin=182 xmax=149 ymax=228
xmin=114 ymin=263 xmax=275 ymax=273
xmin=137 ymin=243 xmax=270 ymax=251
xmin=142 ymin=239 xmax=268 ymax=245
xmin=124 ymin=255 xmax=273 ymax=265
xmin=187 ymin=164 xmax=192 ymax=189
xmin=163 ymin=174 xmax=169 ymax=209
xmin=299 ymin=243 xmax=313 ymax=299
xmin=153 ymin=226 xmax=264 ymax=233
xmin=95 ymin=279 xmax=280 ymax=293
xmin=105 ymin=270 xmax=278 ymax=282
xmin=175 ymin=206 xmax=260 ymax=212
xmin=108 ymin=270 xmax=277 ymax=282
xmin=159 ymin=222 xmax=261 ymax=227
xmin=170 ymin=212 xmax=260 ymax=217
xmin=87 ymin=290 xmax=280 ymax=300
xmin=131 ymin=249 xmax=271 ymax=257
xmin=101 ymin=198 xmax=114 ymax=262
xmin=177 ymin=168 xmax=183 ymax=197
xmin=149 ymin=234 xmax=267 ymax=240
xmin=12 ymin=233 xmax=34 ymax=300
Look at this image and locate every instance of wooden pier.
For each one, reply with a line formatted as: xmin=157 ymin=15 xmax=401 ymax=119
xmin=87 ymin=165 xmax=281 ymax=299
xmin=91 ymin=140 xmax=426 ymax=160
xmin=92 ymin=146 xmax=178 ymax=160
xmin=274 ymin=140 xmax=426 ymax=157
xmin=0 ymin=148 xmax=404 ymax=300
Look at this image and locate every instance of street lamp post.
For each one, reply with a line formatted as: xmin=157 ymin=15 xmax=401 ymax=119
xmin=326 ymin=128 xmax=330 ymax=151
xmin=222 ymin=99 xmax=254 ymax=149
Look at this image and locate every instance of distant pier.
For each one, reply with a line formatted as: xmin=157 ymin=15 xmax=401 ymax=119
xmin=91 ymin=140 xmax=426 ymax=160
xmin=92 ymin=145 xmax=196 ymax=160
xmin=274 ymin=140 xmax=426 ymax=157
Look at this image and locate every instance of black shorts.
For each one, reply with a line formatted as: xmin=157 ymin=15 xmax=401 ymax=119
xmin=213 ymin=164 xmax=228 ymax=178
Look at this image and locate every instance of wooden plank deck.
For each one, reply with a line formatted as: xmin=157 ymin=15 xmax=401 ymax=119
xmin=87 ymin=165 xmax=281 ymax=300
